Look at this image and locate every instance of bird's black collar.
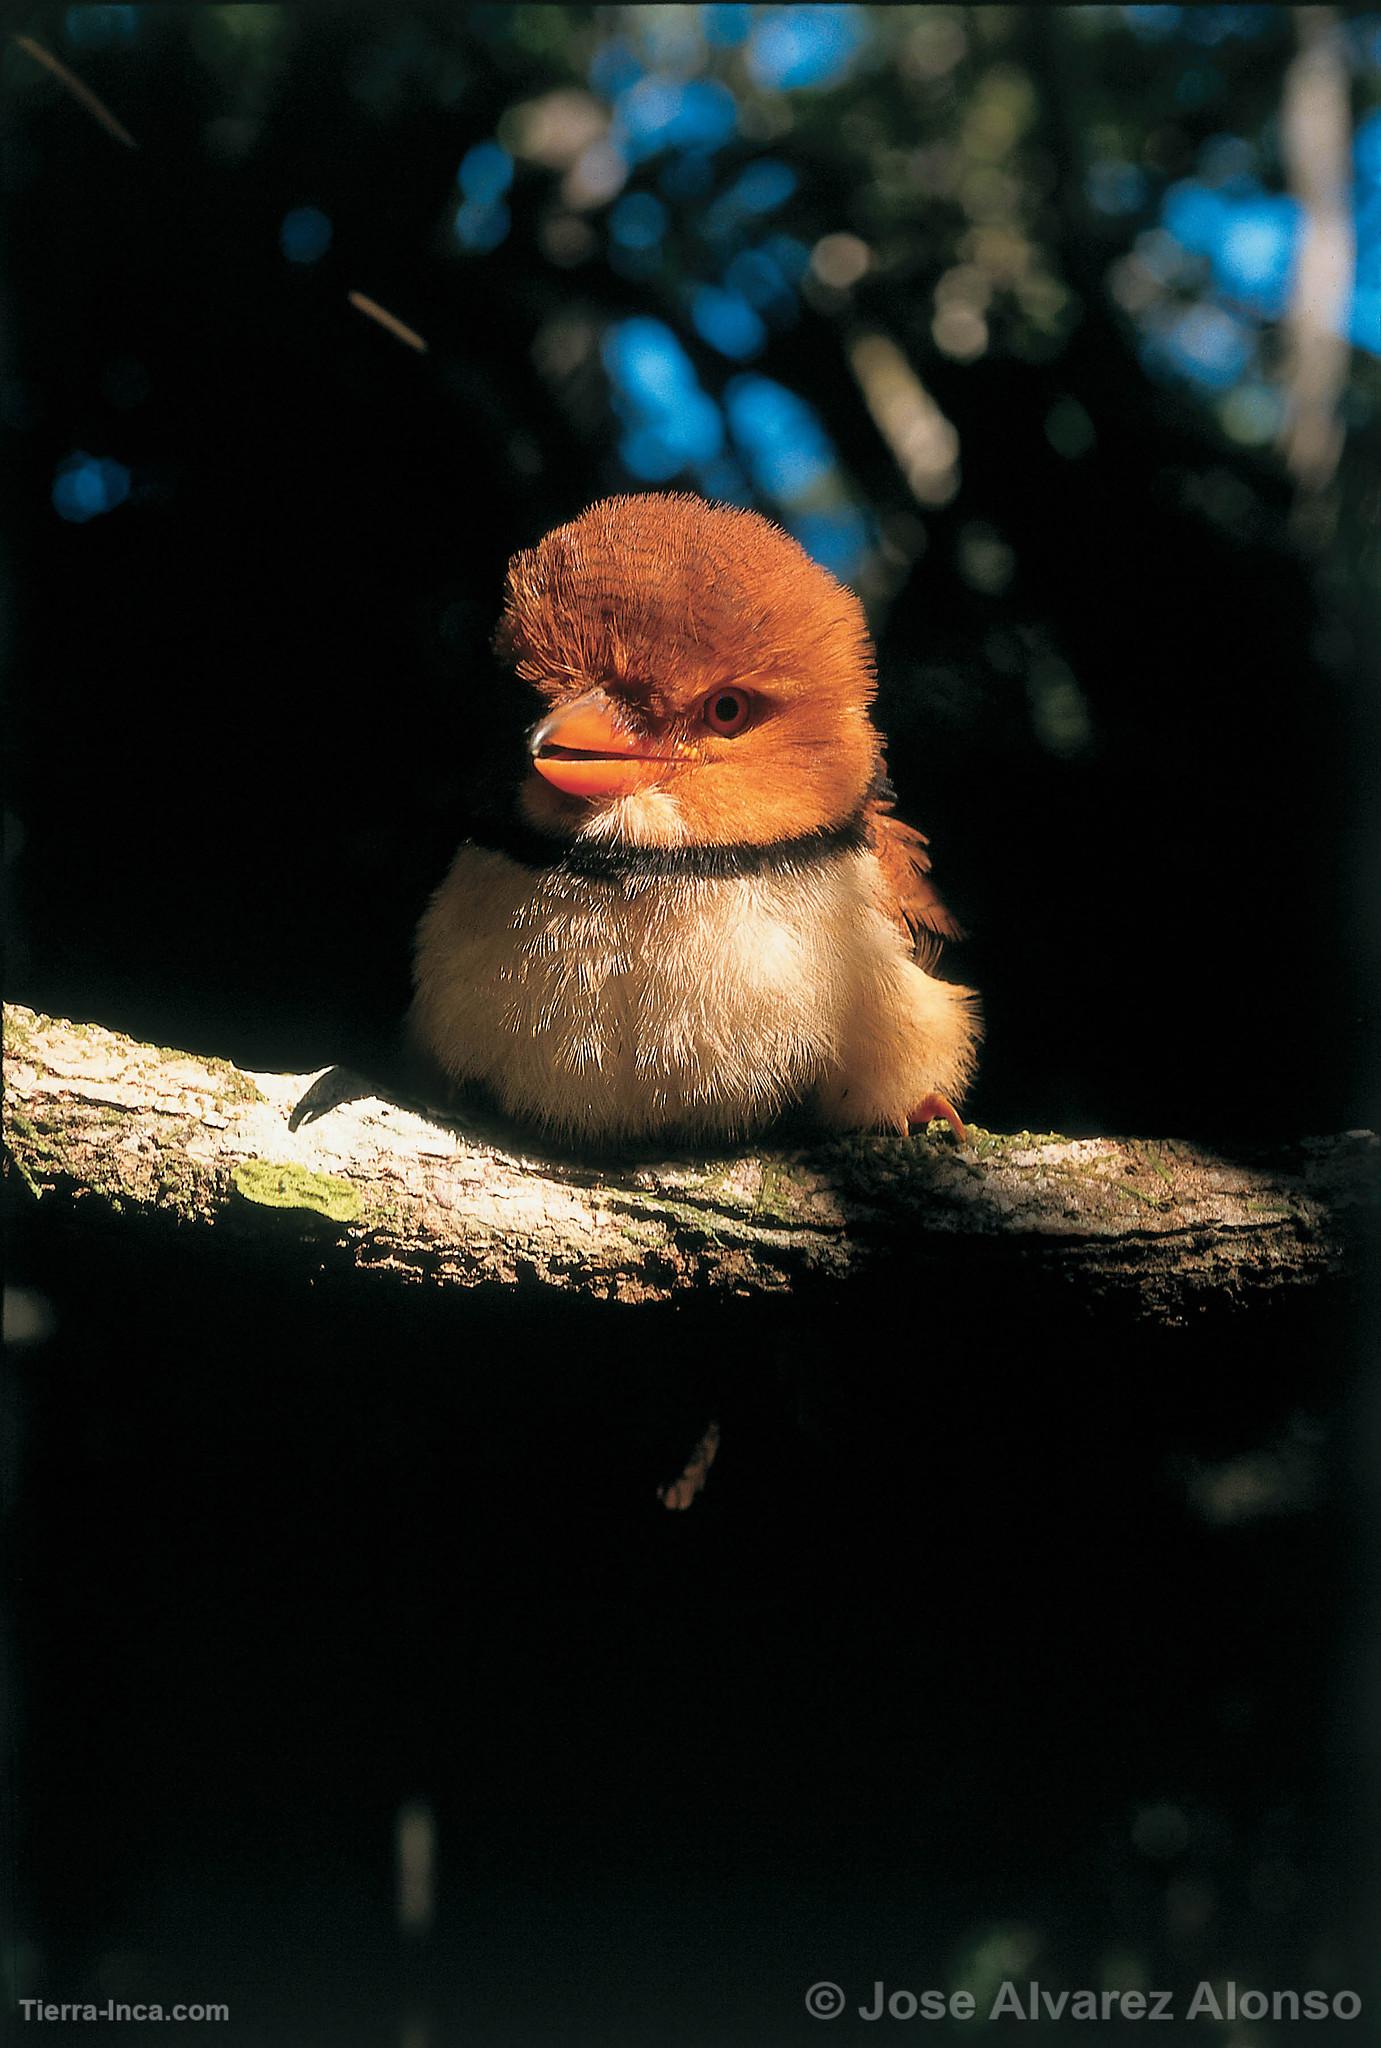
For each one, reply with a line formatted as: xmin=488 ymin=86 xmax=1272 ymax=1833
xmin=468 ymin=811 xmax=870 ymax=882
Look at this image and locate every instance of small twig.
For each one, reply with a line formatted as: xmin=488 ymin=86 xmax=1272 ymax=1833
xmin=12 ymin=33 xmax=137 ymax=149
xmin=348 ymin=290 xmax=429 ymax=354
xmin=659 ymin=1421 xmax=721 ymax=1512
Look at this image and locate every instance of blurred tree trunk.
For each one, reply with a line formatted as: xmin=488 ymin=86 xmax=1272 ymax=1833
xmin=1278 ymin=6 xmax=1354 ymax=499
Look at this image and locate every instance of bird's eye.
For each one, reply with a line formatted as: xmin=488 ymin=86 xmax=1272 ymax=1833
xmin=702 ymin=688 xmax=753 ymax=736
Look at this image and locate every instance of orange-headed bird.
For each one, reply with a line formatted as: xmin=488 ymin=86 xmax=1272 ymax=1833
xmin=410 ymin=494 xmax=980 ymax=1146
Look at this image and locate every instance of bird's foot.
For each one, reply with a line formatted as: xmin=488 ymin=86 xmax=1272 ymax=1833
xmin=907 ymin=1092 xmax=968 ymax=1144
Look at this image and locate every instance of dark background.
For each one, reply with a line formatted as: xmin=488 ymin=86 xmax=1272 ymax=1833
xmin=2 ymin=6 xmax=1379 ymax=2042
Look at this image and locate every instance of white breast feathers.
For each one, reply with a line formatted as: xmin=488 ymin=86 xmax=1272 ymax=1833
xmin=409 ymin=843 xmax=976 ymax=1143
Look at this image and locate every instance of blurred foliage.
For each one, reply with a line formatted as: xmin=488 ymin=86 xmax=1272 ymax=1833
xmin=381 ymin=3 xmax=1377 ymax=600
xmin=11 ymin=4 xmax=1379 ymax=596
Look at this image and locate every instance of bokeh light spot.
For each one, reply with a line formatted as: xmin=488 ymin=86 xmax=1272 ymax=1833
xmin=605 ymin=318 xmax=692 ymax=405
xmin=52 ymin=453 xmax=131 ymax=524
xmin=1044 ymin=395 xmax=1096 ymax=459
xmin=690 ymin=284 xmax=767 ymax=359
xmin=1163 ymin=178 xmax=1301 ymax=316
xmin=1219 ymin=382 xmax=1282 ymax=444
xmin=502 ymin=89 xmax=608 ymax=172
xmin=616 ymin=74 xmax=738 ymax=160
xmin=588 ymin=38 xmax=642 ymax=101
xmin=702 ymin=5 xmax=753 ymax=47
xmin=563 ymin=140 xmax=629 ymax=209
xmin=1027 ymin=655 xmax=1093 ymax=759
xmin=1144 ymin=303 xmax=1253 ymax=390
xmin=455 ymin=198 xmax=511 ymax=253
xmin=603 ymin=318 xmax=724 ymax=480
xmin=724 ymin=374 xmax=835 ymax=500
xmin=1162 ymin=179 xmax=1229 ymax=256
xmin=726 ymin=247 xmax=797 ymax=321
xmin=728 ymin=158 xmax=798 ymax=214
xmin=810 ymin=232 xmax=871 ymax=289
xmin=540 ymin=213 xmax=598 ymax=267
xmin=747 ymin=6 xmax=866 ymax=91
xmin=279 ymin=206 xmax=333 ymax=265
xmin=457 ymin=141 xmax=514 ymax=203
xmin=764 ymin=234 xmax=811 ymax=281
xmin=958 ymin=523 xmax=1015 ymax=596
xmin=1122 ymin=6 xmax=1182 ymax=38
xmin=932 ymin=302 xmax=989 ymax=361
xmin=609 ymin=190 xmax=668 ymax=251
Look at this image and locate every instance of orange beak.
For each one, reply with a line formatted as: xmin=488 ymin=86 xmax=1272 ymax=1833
xmin=529 ymin=691 xmax=686 ymax=801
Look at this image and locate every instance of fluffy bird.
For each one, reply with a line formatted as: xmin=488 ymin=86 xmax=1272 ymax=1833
xmin=410 ymin=494 xmax=980 ymax=1147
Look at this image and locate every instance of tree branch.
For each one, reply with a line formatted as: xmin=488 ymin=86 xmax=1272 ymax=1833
xmin=4 ymin=1004 xmax=1376 ymax=1322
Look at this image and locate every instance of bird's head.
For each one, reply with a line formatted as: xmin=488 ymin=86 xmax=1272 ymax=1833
xmin=497 ymin=494 xmax=881 ymax=847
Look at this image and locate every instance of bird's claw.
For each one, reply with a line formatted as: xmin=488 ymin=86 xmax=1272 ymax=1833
xmin=907 ymin=1092 xmax=968 ymax=1145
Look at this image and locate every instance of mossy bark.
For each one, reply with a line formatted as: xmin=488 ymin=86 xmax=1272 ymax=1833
xmin=3 ymin=1003 xmax=1377 ymax=1320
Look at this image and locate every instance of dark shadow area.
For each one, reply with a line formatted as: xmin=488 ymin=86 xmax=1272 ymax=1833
xmin=6 ymin=1189 xmax=1369 ymax=2042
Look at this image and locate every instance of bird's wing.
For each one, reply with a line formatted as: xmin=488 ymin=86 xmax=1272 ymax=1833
xmin=863 ymin=787 xmax=963 ymax=956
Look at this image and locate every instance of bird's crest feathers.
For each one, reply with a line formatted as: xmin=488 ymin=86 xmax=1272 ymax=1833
xmin=496 ymin=494 xmax=964 ymax=943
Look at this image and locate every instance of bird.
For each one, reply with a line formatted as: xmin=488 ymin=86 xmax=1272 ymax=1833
xmin=409 ymin=493 xmax=980 ymax=1149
